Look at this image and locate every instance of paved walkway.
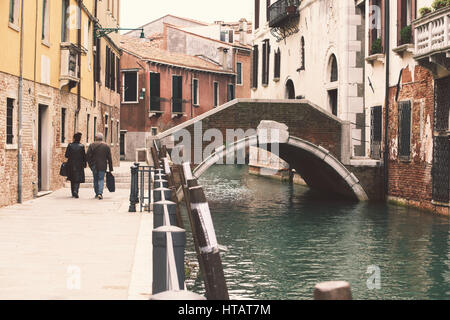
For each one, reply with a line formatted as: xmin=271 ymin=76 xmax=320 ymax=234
xmin=0 ymin=169 xmax=153 ymax=299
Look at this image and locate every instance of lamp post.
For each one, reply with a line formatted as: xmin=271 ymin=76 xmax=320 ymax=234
xmin=94 ymin=26 xmax=145 ymax=39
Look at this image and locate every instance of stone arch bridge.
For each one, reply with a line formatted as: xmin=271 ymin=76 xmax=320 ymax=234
xmin=155 ymin=99 xmax=384 ymax=201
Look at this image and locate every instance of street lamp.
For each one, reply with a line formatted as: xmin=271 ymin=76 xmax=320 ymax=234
xmin=94 ymin=26 xmax=145 ymax=39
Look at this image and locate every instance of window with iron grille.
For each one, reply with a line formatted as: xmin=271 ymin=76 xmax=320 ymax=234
xmin=61 ymin=108 xmax=66 ymax=144
xmin=398 ymin=100 xmax=411 ymax=160
xmin=432 ymin=136 xmax=449 ymax=203
xmin=434 ymin=76 xmax=450 ymax=132
xmin=370 ymin=106 xmax=382 ymax=159
xmin=6 ymin=98 xmax=14 ymax=145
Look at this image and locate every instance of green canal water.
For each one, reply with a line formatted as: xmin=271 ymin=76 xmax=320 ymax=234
xmin=183 ymin=165 xmax=449 ymax=300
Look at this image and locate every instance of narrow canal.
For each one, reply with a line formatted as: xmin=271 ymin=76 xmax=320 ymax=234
xmin=183 ymin=165 xmax=449 ymax=300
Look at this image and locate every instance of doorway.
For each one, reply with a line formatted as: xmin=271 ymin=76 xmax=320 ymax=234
xmin=285 ymin=79 xmax=295 ymax=99
xmin=38 ymin=104 xmax=50 ymax=191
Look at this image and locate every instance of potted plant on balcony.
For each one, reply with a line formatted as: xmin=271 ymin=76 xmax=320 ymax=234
xmin=419 ymin=7 xmax=432 ymax=17
xmin=371 ymin=38 xmax=383 ymax=55
xmin=400 ymin=25 xmax=412 ymax=45
xmin=286 ymin=0 xmax=297 ymax=15
xmin=432 ymin=0 xmax=450 ymax=11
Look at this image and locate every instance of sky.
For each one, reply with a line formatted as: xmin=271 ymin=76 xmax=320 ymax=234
xmin=120 ymin=0 xmax=254 ymax=30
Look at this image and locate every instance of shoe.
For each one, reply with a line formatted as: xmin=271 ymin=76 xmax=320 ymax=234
xmin=74 ymin=193 xmax=79 ymax=199
xmin=98 ymin=194 xmax=103 ymax=200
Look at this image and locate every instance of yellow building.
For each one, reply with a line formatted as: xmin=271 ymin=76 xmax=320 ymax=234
xmin=0 ymin=0 xmax=121 ymax=207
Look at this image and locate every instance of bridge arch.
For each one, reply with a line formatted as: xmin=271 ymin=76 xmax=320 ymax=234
xmin=179 ymin=134 xmax=369 ymax=202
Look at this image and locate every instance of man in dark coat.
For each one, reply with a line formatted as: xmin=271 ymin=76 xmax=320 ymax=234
xmin=86 ymin=132 xmax=113 ymax=200
xmin=65 ymin=132 xmax=86 ymax=198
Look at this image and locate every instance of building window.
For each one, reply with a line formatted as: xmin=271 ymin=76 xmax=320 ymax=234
xmin=213 ymin=82 xmax=219 ymax=107
xmin=330 ymin=54 xmax=338 ymax=82
xmin=150 ymin=72 xmax=161 ymax=111
xmin=86 ymin=114 xmax=90 ymax=143
xmin=116 ymin=121 xmax=120 ymax=145
xmin=172 ymin=75 xmax=183 ymax=113
xmin=328 ymin=89 xmax=338 ymax=116
xmin=398 ymin=100 xmax=411 ymax=160
xmin=105 ymin=47 xmax=110 ymax=88
xmin=299 ymin=37 xmax=305 ymax=70
xmin=151 ymin=127 xmax=158 ymax=136
xmin=116 ymin=57 xmax=120 ymax=93
xmin=123 ymin=71 xmax=138 ymax=102
xmin=192 ymin=78 xmax=199 ymax=106
xmin=95 ymin=38 xmax=101 ymax=83
xmin=252 ymin=45 xmax=259 ymax=89
xmin=370 ymin=106 xmax=382 ymax=159
xmin=236 ymin=62 xmax=243 ymax=85
xmin=6 ymin=98 xmax=14 ymax=145
xmin=9 ymin=0 xmax=19 ymax=26
xmin=104 ymin=114 xmax=109 ymax=143
xmin=274 ymin=48 xmax=281 ymax=79
xmin=397 ymin=0 xmax=415 ymax=45
xmin=262 ymin=39 xmax=270 ymax=85
xmin=255 ymin=0 xmax=260 ymax=30
xmin=61 ymin=108 xmax=67 ymax=144
xmin=369 ymin=0 xmax=384 ymax=54
xmin=110 ymin=50 xmax=116 ymax=91
xmin=227 ymin=83 xmax=235 ymax=101
xmin=61 ymin=0 xmax=69 ymax=42
xmin=42 ymin=0 xmax=50 ymax=42
xmin=110 ymin=119 xmax=113 ymax=144
xmin=93 ymin=116 xmax=97 ymax=138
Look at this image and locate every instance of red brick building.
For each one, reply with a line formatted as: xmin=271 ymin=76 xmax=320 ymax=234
xmin=119 ymin=36 xmax=237 ymax=160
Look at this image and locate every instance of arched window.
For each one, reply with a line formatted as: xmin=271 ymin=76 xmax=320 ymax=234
xmin=330 ymin=54 xmax=338 ymax=82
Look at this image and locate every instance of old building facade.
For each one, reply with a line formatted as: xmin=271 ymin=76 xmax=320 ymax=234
xmin=0 ymin=0 xmax=121 ymax=207
xmin=251 ymin=0 xmax=449 ymax=215
xmin=121 ymin=15 xmax=253 ymax=161
xmin=119 ymin=36 xmax=237 ymax=161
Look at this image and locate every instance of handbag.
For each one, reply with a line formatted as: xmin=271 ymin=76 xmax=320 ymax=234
xmin=60 ymin=162 xmax=68 ymax=177
xmin=106 ymin=172 xmax=115 ymax=192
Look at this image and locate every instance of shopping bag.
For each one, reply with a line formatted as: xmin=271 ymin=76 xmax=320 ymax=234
xmin=106 ymin=172 xmax=115 ymax=192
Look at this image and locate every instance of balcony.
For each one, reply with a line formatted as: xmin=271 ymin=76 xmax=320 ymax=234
xmin=60 ymin=43 xmax=81 ymax=90
xmin=413 ymin=6 xmax=450 ymax=72
xmin=268 ymin=0 xmax=301 ymax=28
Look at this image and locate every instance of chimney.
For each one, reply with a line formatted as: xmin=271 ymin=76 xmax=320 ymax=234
xmin=239 ymin=18 xmax=247 ymax=44
xmin=220 ymin=47 xmax=229 ymax=70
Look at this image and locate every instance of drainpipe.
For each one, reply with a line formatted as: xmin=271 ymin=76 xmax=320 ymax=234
xmin=94 ymin=0 xmax=98 ymax=108
xmin=383 ymin=0 xmax=390 ymax=199
xmin=17 ymin=0 xmax=25 ymax=203
xmin=76 ymin=0 xmax=82 ymax=129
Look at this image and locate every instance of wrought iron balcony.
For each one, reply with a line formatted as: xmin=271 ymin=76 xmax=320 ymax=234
xmin=413 ymin=6 xmax=450 ymax=71
xmin=268 ymin=0 xmax=301 ymax=28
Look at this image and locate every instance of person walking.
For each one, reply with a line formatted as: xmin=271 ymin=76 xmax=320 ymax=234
xmin=86 ymin=133 xmax=113 ymax=200
xmin=65 ymin=132 xmax=86 ymax=198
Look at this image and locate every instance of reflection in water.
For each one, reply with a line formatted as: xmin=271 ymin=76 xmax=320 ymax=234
xmin=183 ymin=165 xmax=449 ymax=300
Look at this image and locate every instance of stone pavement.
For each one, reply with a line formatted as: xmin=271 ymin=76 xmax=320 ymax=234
xmin=0 ymin=176 xmax=153 ymax=300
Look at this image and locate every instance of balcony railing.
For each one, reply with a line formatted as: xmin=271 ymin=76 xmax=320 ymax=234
xmin=413 ymin=6 xmax=450 ymax=58
xmin=268 ymin=0 xmax=301 ymax=28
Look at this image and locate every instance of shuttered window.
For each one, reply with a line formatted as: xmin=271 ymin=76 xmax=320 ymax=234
xmin=398 ymin=100 xmax=411 ymax=159
xmin=236 ymin=62 xmax=242 ymax=85
xmin=262 ymin=39 xmax=270 ymax=85
xmin=172 ymin=75 xmax=183 ymax=113
xmin=116 ymin=57 xmax=120 ymax=93
xmin=252 ymin=45 xmax=259 ymax=89
xmin=123 ymin=71 xmax=138 ymax=102
xmin=110 ymin=51 xmax=116 ymax=91
xmin=255 ymin=0 xmax=260 ymax=29
xmin=150 ymin=72 xmax=161 ymax=111
xmin=105 ymin=46 xmax=110 ymax=88
xmin=213 ymin=82 xmax=219 ymax=107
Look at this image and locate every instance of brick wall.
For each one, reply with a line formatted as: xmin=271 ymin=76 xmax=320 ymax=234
xmin=0 ymin=71 xmax=119 ymax=208
xmin=386 ymin=65 xmax=440 ymax=213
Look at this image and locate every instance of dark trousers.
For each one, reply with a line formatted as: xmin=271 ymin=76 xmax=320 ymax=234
xmin=71 ymin=182 xmax=80 ymax=196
